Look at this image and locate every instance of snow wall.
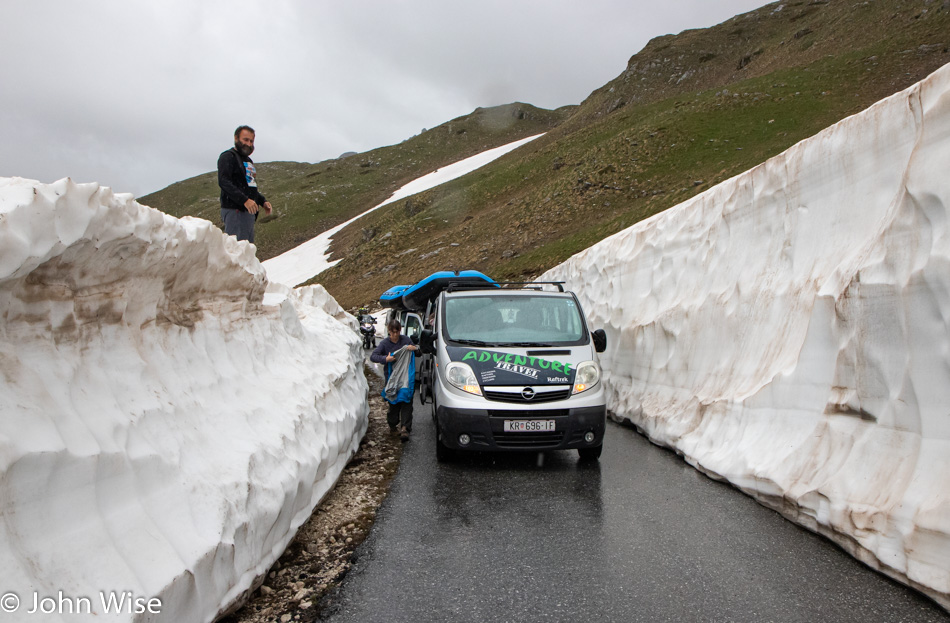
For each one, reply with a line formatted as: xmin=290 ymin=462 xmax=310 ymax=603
xmin=0 ymin=177 xmax=368 ymax=622
xmin=543 ymin=62 xmax=950 ymax=609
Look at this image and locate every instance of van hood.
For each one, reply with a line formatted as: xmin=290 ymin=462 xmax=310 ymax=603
xmin=446 ymin=346 xmax=587 ymax=386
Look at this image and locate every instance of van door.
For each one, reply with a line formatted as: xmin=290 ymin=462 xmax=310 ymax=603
xmin=403 ymin=312 xmax=423 ymax=342
xmin=402 ymin=312 xmax=423 ymax=389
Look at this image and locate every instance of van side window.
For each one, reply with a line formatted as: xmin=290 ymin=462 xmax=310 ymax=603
xmin=404 ymin=314 xmax=422 ymax=339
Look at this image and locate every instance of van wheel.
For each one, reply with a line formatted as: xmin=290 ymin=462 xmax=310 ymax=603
xmin=435 ymin=428 xmax=454 ymax=463
xmin=577 ymin=445 xmax=602 ymax=461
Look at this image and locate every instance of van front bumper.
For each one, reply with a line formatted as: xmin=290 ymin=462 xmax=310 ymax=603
xmin=435 ymin=404 xmax=606 ymax=452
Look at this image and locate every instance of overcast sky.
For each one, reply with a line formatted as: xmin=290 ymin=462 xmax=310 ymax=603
xmin=2 ymin=0 xmax=769 ymax=197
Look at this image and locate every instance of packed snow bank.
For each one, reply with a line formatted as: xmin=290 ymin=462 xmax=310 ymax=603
xmin=543 ymin=63 xmax=950 ymax=609
xmin=0 ymin=177 xmax=368 ymax=622
xmin=262 ymin=133 xmax=544 ymax=287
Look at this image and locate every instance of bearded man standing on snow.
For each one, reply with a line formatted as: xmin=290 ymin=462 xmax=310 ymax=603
xmin=217 ymin=125 xmax=273 ymax=243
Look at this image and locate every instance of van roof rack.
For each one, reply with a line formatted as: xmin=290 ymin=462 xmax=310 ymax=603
xmin=445 ymin=281 xmax=565 ymax=293
xmin=444 ymin=281 xmax=496 ymax=293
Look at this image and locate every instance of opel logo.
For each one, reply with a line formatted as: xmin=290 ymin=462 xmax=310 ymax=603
xmin=521 ymin=387 xmax=536 ymax=401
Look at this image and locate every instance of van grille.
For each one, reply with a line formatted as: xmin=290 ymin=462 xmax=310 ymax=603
xmin=483 ymin=388 xmax=571 ymax=403
xmin=488 ymin=409 xmax=569 ymax=418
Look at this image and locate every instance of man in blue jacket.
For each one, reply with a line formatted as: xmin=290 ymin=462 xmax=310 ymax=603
xmin=217 ymin=125 xmax=273 ymax=243
xmin=370 ymin=319 xmax=419 ymax=441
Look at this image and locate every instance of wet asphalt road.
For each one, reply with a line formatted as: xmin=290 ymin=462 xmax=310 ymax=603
xmin=318 ymin=391 xmax=948 ymax=622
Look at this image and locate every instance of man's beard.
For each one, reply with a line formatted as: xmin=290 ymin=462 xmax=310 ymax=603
xmin=235 ymin=142 xmax=254 ymax=157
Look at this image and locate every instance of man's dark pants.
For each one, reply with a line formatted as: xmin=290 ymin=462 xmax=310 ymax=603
xmin=221 ymin=208 xmax=256 ymax=243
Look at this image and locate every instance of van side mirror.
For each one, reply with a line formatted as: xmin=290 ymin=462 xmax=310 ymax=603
xmin=419 ymin=329 xmax=437 ymax=354
xmin=592 ymin=329 xmax=607 ymax=353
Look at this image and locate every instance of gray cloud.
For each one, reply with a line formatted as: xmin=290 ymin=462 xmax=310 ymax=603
xmin=1 ymin=0 xmax=769 ymax=196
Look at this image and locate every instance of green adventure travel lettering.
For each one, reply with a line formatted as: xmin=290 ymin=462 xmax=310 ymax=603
xmin=461 ymin=349 xmax=572 ymax=376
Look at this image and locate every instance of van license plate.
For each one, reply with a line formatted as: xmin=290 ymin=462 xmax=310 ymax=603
xmin=504 ymin=420 xmax=555 ymax=432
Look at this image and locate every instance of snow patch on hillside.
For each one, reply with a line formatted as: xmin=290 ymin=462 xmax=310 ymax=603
xmin=262 ymin=133 xmax=543 ymax=287
xmin=543 ymin=62 xmax=950 ymax=609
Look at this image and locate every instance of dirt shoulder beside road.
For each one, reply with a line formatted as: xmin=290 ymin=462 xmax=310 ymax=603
xmin=219 ymin=370 xmax=400 ymax=623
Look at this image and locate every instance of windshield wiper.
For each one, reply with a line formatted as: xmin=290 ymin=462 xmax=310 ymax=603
xmin=451 ymin=339 xmax=495 ymax=347
xmin=507 ymin=342 xmax=553 ymax=348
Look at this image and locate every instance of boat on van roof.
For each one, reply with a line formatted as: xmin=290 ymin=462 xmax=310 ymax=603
xmin=379 ymin=270 xmax=497 ymax=311
xmin=379 ymin=284 xmax=412 ymax=310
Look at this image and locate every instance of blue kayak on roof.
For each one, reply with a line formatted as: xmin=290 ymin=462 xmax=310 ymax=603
xmin=401 ymin=270 xmax=497 ymax=311
xmin=379 ymin=285 xmax=412 ymax=310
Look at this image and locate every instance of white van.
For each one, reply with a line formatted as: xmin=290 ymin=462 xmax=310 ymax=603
xmin=419 ymin=282 xmax=607 ymax=461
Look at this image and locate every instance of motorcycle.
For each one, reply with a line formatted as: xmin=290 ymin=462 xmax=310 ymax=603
xmin=359 ymin=314 xmax=377 ymax=349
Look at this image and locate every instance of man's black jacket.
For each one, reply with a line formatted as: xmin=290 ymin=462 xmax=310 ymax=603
xmin=217 ymin=147 xmax=267 ymax=212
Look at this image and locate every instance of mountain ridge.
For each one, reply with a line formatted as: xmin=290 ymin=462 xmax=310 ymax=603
xmin=140 ymin=0 xmax=950 ymax=309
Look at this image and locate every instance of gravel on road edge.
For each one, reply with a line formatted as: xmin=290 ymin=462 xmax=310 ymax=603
xmin=219 ymin=369 xmax=401 ymax=623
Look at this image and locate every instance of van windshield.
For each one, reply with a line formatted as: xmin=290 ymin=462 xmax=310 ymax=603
xmin=443 ymin=295 xmax=586 ymax=346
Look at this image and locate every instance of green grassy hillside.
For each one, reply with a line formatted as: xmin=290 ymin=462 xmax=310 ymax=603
xmin=139 ymin=103 xmax=572 ymax=256
xmin=316 ymin=0 xmax=950 ymax=308
xmin=141 ymin=0 xmax=950 ymax=310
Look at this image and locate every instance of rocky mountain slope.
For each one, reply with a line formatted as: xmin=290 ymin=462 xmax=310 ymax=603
xmin=140 ymin=0 xmax=950 ymax=310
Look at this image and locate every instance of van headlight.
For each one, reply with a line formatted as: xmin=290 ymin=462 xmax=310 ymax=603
xmin=572 ymin=361 xmax=601 ymax=394
xmin=446 ymin=362 xmax=482 ymax=396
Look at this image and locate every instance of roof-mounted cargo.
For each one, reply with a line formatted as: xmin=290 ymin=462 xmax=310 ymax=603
xmin=379 ymin=284 xmax=412 ymax=310
xmin=379 ymin=270 xmax=497 ymax=311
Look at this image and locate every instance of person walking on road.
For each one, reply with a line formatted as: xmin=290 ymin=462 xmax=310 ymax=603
xmin=217 ymin=125 xmax=273 ymax=243
xmin=370 ymin=318 xmax=419 ymax=441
